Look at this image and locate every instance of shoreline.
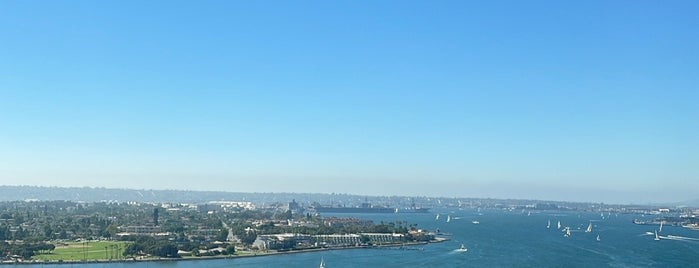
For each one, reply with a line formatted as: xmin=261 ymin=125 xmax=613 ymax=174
xmin=5 ymin=240 xmax=445 ymax=265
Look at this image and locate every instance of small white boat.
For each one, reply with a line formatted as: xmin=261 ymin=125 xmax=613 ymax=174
xmin=319 ymin=257 xmax=325 ymax=268
xmin=654 ymin=230 xmax=660 ymax=241
xmin=564 ymin=227 xmax=571 ymax=237
xmin=446 ymin=215 xmax=451 ymax=223
xmin=659 ymin=221 xmax=664 ymax=233
xmin=557 ymin=220 xmax=561 ymax=229
xmin=547 ymin=220 xmax=551 ymax=229
xmin=472 ymin=220 xmax=480 ymax=224
xmin=435 ymin=214 xmax=440 ymax=221
xmin=455 ymin=244 xmax=468 ymax=252
xmin=585 ymin=222 xmax=592 ymax=233
xmin=596 ymin=234 xmax=601 ymax=241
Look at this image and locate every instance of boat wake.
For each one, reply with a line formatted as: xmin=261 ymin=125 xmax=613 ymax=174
xmin=450 ymin=248 xmax=468 ymax=254
xmin=661 ymin=235 xmax=699 ymax=242
xmin=447 ymin=243 xmax=468 ymax=254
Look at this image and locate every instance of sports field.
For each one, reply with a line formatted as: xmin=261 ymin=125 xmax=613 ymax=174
xmin=34 ymin=241 xmax=128 ymax=261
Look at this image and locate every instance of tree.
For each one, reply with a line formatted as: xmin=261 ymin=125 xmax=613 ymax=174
xmin=153 ymin=208 xmax=159 ymax=226
xmin=239 ymin=232 xmax=257 ymax=246
xmin=225 ymin=244 xmax=235 ymax=255
xmin=103 ymin=224 xmax=118 ymax=238
xmin=217 ymin=227 xmax=229 ymax=242
xmin=151 ymin=241 xmax=178 ymax=258
xmin=123 ymin=243 xmax=144 ymax=257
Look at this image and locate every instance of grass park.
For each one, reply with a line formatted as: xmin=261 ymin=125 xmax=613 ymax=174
xmin=33 ymin=241 xmax=128 ymax=261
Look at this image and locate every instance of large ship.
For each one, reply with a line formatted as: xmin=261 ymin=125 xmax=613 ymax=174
xmin=312 ymin=201 xmax=396 ymax=214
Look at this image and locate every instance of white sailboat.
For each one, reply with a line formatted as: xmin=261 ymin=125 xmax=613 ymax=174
xmin=446 ymin=215 xmax=451 ymax=223
xmin=435 ymin=214 xmax=440 ymax=221
xmin=547 ymin=220 xmax=551 ymax=229
xmin=557 ymin=220 xmax=561 ymax=229
xmin=659 ymin=221 xmax=664 ymax=233
xmin=585 ymin=222 xmax=592 ymax=233
xmin=654 ymin=230 xmax=660 ymax=241
xmin=596 ymin=234 xmax=601 ymax=241
xmin=455 ymin=243 xmax=468 ymax=252
xmin=564 ymin=227 xmax=571 ymax=237
xmin=319 ymin=257 xmax=325 ymax=268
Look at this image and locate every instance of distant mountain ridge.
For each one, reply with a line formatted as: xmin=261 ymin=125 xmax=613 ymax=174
xmin=0 ymin=185 xmax=442 ymax=207
xmin=0 ymin=185 xmax=687 ymax=208
xmin=0 ymin=185 xmax=314 ymax=204
xmin=678 ymin=199 xmax=699 ymax=207
xmin=634 ymin=199 xmax=699 ymax=208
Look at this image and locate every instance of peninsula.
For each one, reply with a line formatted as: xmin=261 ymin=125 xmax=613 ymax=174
xmin=0 ymin=199 xmax=438 ymax=264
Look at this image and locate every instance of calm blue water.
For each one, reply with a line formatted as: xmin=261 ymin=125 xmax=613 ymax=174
xmin=14 ymin=209 xmax=699 ymax=267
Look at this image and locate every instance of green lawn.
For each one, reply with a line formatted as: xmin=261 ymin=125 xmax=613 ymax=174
xmin=34 ymin=241 xmax=128 ymax=261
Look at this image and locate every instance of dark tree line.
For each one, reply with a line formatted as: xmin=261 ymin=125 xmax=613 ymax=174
xmin=0 ymin=241 xmax=55 ymax=259
xmin=123 ymin=236 xmax=178 ymax=258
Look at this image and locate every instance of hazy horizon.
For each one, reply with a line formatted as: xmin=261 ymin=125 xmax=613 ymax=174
xmin=1 ymin=1 xmax=697 ymax=205
xmin=0 ymin=184 xmax=694 ymax=206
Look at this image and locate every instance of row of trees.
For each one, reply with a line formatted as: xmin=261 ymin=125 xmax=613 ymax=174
xmin=123 ymin=236 xmax=178 ymax=258
xmin=122 ymin=236 xmax=236 ymax=258
xmin=0 ymin=241 xmax=55 ymax=259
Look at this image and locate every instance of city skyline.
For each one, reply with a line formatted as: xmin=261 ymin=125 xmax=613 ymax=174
xmin=1 ymin=1 xmax=697 ymax=204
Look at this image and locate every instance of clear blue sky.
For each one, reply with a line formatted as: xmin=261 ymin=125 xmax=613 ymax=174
xmin=1 ymin=1 xmax=697 ymax=204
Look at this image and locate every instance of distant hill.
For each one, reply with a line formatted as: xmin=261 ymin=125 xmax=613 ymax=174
xmin=679 ymin=199 xmax=699 ymax=207
xmin=0 ymin=185 xmax=323 ymax=204
xmin=0 ymin=186 xmax=473 ymax=210
xmin=1 ymin=185 xmax=678 ymax=209
xmin=0 ymin=186 xmax=449 ymax=208
xmin=642 ymin=199 xmax=699 ymax=208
